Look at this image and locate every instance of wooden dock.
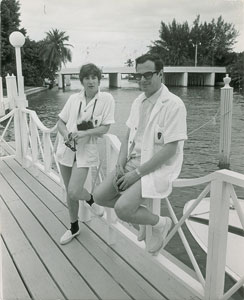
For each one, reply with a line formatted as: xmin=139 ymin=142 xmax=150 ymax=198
xmin=0 ymin=155 xmax=199 ymax=300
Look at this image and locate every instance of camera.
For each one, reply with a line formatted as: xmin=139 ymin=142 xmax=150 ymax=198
xmin=77 ymin=120 xmax=94 ymax=131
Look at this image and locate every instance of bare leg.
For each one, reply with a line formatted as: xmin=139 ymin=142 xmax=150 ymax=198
xmin=93 ymin=170 xmax=120 ymax=208
xmin=114 ymin=180 xmax=159 ymax=226
xmin=59 ymin=162 xmax=90 ymax=223
xmin=59 ymin=163 xmax=72 ymax=191
xmin=94 ymin=170 xmax=159 ymax=226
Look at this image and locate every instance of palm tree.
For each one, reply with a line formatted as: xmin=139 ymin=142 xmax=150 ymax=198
xmin=40 ymin=29 xmax=73 ymax=84
xmin=124 ymin=58 xmax=134 ymax=67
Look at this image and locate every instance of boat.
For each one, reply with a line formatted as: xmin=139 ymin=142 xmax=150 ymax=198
xmin=184 ymin=197 xmax=244 ymax=283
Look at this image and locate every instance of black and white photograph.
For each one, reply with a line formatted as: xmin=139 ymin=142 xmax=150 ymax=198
xmin=0 ymin=0 xmax=244 ymax=299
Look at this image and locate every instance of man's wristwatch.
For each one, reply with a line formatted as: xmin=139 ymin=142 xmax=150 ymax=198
xmin=135 ymin=168 xmax=142 ymax=177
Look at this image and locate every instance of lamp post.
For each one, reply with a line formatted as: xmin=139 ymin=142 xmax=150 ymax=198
xmin=191 ymin=41 xmax=201 ymax=67
xmin=9 ymin=31 xmax=28 ymax=163
xmin=9 ymin=31 xmax=27 ymax=107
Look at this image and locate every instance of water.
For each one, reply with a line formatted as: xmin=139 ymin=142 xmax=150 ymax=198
xmin=28 ymin=79 xmax=244 ymax=297
xmin=28 ymin=78 xmax=244 ymax=176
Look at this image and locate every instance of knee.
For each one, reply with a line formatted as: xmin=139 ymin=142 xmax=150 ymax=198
xmin=114 ymin=202 xmax=132 ymax=222
xmin=67 ymin=186 xmax=79 ymax=202
xmin=93 ymin=188 xmax=103 ymax=206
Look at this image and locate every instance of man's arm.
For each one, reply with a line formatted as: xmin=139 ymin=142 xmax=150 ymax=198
xmin=117 ymin=128 xmax=130 ymax=168
xmin=138 ymin=141 xmax=178 ymax=176
xmin=117 ymin=141 xmax=178 ymax=191
xmin=114 ymin=128 xmax=130 ymax=178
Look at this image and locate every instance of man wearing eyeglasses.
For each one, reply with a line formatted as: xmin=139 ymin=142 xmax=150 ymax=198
xmin=94 ymin=54 xmax=187 ymax=255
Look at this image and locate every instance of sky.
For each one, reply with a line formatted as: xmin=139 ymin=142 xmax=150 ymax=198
xmin=18 ymin=0 xmax=244 ymax=68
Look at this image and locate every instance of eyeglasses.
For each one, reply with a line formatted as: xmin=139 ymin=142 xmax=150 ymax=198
xmin=134 ymin=71 xmax=158 ymax=81
xmin=65 ymin=140 xmax=77 ymax=152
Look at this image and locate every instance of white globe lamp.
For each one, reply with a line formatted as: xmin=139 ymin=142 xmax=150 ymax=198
xmin=9 ymin=31 xmax=27 ymax=106
xmin=9 ymin=31 xmax=25 ymax=47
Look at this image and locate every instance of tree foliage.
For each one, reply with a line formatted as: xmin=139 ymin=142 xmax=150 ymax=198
xmin=1 ymin=1 xmax=73 ymax=87
xmin=22 ymin=38 xmax=46 ymax=86
xmin=149 ymin=15 xmax=238 ymax=66
xmin=227 ymin=52 xmax=244 ymax=94
xmin=1 ymin=0 xmax=26 ymax=76
xmin=1 ymin=0 xmax=44 ymax=86
xmin=40 ymin=29 xmax=73 ymax=80
xmin=124 ymin=58 xmax=134 ymax=67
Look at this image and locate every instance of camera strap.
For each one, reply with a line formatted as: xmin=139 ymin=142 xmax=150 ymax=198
xmin=90 ymin=98 xmax=98 ymax=120
xmin=77 ymin=98 xmax=98 ymax=122
xmin=78 ymin=101 xmax=82 ymax=117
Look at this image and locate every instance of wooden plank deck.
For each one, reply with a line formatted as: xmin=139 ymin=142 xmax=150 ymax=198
xmin=0 ymin=155 xmax=201 ymax=300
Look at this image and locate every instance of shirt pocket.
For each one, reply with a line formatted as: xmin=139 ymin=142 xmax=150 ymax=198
xmin=84 ymin=144 xmax=99 ymax=164
xmin=92 ymin=114 xmax=103 ymax=127
xmin=154 ymin=124 xmax=164 ymax=144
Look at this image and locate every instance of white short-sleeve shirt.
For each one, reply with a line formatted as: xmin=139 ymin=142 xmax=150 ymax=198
xmin=126 ymin=84 xmax=187 ymax=198
xmin=56 ymin=90 xmax=115 ymax=168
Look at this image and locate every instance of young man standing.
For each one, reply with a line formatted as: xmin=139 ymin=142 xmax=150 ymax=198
xmin=93 ymin=54 xmax=187 ymax=254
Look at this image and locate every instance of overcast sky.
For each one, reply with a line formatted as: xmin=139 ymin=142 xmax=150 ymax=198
xmin=18 ymin=0 xmax=244 ymax=67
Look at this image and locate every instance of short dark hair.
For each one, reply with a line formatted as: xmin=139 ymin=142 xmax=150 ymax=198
xmin=135 ymin=54 xmax=164 ymax=72
xmin=79 ymin=63 xmax=102 ymax=82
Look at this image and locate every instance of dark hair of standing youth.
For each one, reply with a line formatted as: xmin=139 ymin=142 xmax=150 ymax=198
xmin=79 ymin=63 xmax=102 ymax=83
xmin=135 ymin=54 xmax=164 ymax=72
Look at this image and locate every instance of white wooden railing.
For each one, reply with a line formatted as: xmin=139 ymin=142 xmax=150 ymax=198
xmin=1 ymin=103 xmax=244 ymax=300
xmin=102 ymin=133 xmax=244 ymax=300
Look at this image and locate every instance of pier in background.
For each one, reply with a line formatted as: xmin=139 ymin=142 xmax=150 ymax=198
xmin=59 ymin=66 xmax=226 ymax=89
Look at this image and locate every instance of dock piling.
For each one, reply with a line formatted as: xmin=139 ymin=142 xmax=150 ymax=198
xmin=218 ymin=74 xmax=233 ymax=169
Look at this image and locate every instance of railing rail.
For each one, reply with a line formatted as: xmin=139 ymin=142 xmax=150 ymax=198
xmin=0 ymin=108 xmax=16 ymax=158
xmin=20 ymin=108 xmax=60 ymax=182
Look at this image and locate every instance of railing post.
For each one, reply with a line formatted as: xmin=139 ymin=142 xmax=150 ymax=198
xmin=43 ymin=133 xmax=52 ymax=172
xmin=79 ymin=168 xmax=92 ymax=222
xmin=29 ymin=117 xmax=39 ymax=163
xmin=20 ymin=111 xmax=30 ymax=167
xmin=13 ymin=108 xmax=23 ymax=162
xmin=0 ymin=77 xmax=5 ymax=117
xmin=218 ymin=74 xmax=233 ymax=169
xmin=105 ymin=135 xmax=119 ymax=244
xmin=145 ymin=199 xmax=161 ymax=252
xmin=205 ymin=177 xmax=230 ymax=299
xmin=6 ymin=74 xmax=18 ymax=110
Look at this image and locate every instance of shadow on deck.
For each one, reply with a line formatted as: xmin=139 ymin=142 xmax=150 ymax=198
xmin=0 ymin=155 xmax=199 ymax=300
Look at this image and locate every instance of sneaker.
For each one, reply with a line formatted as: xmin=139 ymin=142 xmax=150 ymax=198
xmin=148 ymin=217 xmax=172 ymax=254
xmin=84 ymin=201 xmax=104 ymax=217
xmin=137 ymin=225 xmax=146 ymax=241
xmin=60 ymin=229 xmax=80 ymax=245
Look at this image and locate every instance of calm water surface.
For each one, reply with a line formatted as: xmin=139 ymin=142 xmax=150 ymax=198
xmin=28 ymin=79 xmax=244 ymax=297
xmin=28 ymin=78 xmax=244 ymax=176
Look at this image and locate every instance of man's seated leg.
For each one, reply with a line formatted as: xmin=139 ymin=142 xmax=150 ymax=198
xmin=93 ymin=170 xmax=120 ymax=208
xmin=114 ymin=180 xmax=171 ymax=254
xmin=114 ymin=180 xmax=156 ymax=224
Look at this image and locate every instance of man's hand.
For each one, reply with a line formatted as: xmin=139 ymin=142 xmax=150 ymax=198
xmin=115 ymin=163 xmax=125 ymax=179
xmin=116 ymin=170 xmax=140 ymax=191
